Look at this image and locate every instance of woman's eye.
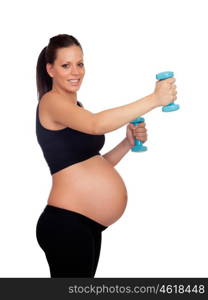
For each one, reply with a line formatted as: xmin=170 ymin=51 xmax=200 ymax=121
xmin=62 ymin=63 xmax=84 ymax=68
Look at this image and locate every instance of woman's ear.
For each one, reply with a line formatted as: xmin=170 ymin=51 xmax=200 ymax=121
xmin=46 ymin=63 xmax=53 ymax=78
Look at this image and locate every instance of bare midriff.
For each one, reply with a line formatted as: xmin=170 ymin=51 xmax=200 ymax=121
xmin=39 ymin=92 xmax=128 ymax=227
xmin=48 ymin=155 xmax=128 ymax=227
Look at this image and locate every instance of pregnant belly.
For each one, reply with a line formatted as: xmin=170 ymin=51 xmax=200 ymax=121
xmin=47 ymin=155 xmax=128 ymax=226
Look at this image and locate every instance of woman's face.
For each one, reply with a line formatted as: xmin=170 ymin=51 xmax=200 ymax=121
xmin=46 ymin=45 xmax=85 ymax=94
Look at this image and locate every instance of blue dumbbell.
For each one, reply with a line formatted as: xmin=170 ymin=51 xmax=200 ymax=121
xmin=156 ymin=71 xmax=180 ymax=112
xmin=130 ymin=71 xmax=179 ymax=152
xmin=130 ymin=117 xmax=147 ymax=152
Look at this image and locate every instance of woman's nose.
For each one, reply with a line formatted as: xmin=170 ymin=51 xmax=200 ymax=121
xmin=71 ymin=66 xmax=80 ymax=75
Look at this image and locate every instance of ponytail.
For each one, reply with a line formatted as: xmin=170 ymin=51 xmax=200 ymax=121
xmin=36 ymin=34 xmax=83 ymax=102
xmin=36 ymin=46 xmax=52 ymax=101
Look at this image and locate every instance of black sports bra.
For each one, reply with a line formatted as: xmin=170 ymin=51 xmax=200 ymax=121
xmin=36 ymin=100 xmax=105 ymax=175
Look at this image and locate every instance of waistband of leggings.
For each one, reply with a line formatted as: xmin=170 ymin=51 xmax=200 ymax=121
xmin=44 ymin=204 xmax=108 ymax=232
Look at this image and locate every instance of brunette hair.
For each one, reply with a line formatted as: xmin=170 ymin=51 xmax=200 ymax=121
xmin=36 ymin=34 xmax=83 ymax=102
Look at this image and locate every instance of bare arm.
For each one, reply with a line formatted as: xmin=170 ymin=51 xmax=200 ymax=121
xmin=45 ymin=77 xmax=175 ymax=136
xmin=102 ymin=137 xmax=131 ymax=167
xmin=94 ymin=93 xmax=157 ymax=134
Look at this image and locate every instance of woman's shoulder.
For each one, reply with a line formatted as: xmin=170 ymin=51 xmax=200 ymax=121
xmin=42 ymin=91 xmax=84 ymax=108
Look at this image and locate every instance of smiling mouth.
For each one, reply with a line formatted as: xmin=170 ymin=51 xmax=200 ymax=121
xmin=67 ymin=79 xmax=80 ymax=82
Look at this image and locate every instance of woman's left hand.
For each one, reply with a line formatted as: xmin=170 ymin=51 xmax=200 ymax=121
xmin=126 ymin=122 xmax=148 ymax=147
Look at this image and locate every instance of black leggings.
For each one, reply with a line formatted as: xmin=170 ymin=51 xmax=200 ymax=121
xmin=36 ymin=204 xmax=108 ymax=278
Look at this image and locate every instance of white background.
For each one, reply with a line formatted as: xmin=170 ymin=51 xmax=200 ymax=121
xmin=0 ymin=0 xmax=207 ymax=277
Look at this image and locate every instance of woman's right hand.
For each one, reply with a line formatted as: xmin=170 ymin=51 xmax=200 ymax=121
xmin=152 ymin=77 xmax=177 ymax=107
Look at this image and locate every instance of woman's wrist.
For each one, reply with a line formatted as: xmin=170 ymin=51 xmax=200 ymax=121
xmin=123 ymin=137 xmax=132 ymax=150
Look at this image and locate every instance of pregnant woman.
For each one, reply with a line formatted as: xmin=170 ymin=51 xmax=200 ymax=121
xmin=35 ymin=34 xmax=177 ymax=278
